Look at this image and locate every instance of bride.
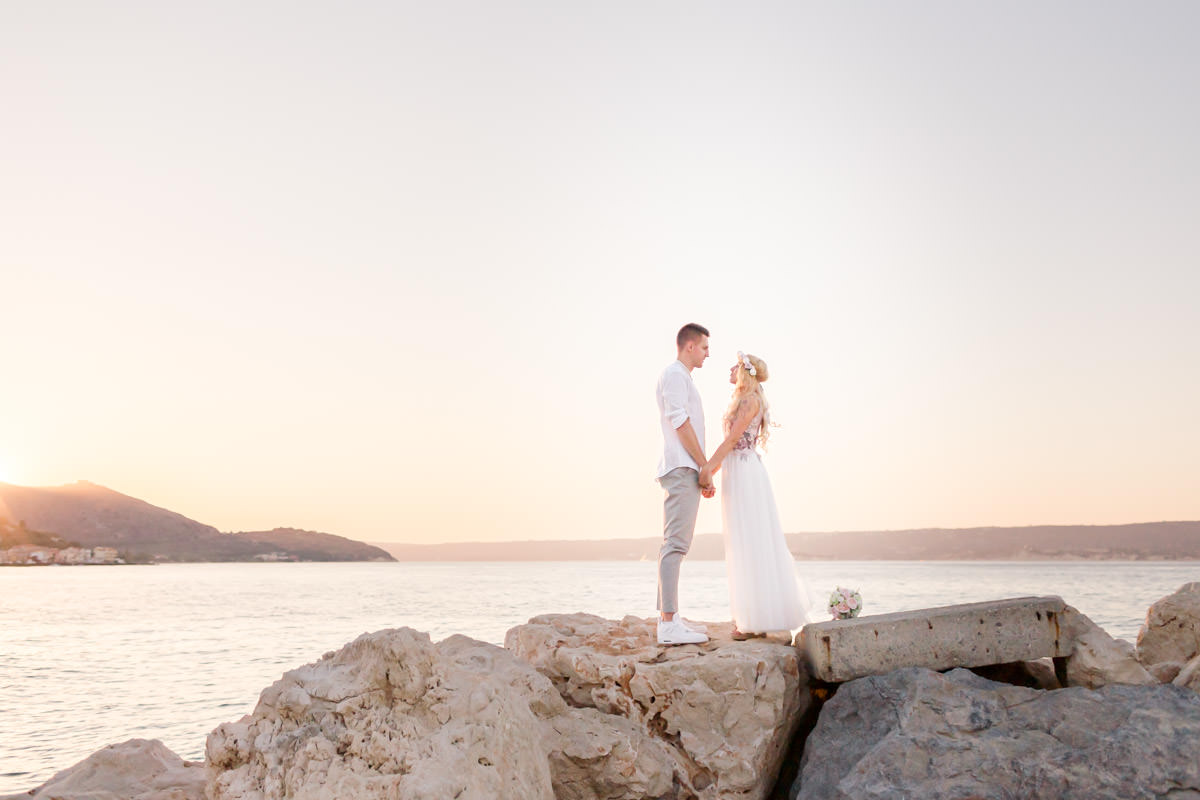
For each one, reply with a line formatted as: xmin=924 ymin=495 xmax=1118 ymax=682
xmin=699 ymin=352 xmax=811 ymax=638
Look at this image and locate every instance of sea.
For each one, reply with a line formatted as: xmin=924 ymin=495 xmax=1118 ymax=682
xmin=1 ymin=559 xmax=1197 ymax=793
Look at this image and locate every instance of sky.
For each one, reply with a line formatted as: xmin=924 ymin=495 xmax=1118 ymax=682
xmin=2 ymin=2 xmax=1197 ymax=544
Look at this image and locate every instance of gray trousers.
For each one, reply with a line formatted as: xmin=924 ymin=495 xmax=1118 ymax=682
xmin=656 ymin=466 xmax=702 ymax=614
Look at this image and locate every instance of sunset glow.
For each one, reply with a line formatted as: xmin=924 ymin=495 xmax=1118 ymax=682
xmin=1 ymin=3 xmax=1197 ymax=544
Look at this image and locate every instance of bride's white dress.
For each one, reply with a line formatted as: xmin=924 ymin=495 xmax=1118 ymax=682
xmin=722 ymin=407 xmax=812 ymax=632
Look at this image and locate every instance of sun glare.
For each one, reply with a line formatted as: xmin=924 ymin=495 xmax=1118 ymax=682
xmin=0 ymin=457 xmax=16 ymax=485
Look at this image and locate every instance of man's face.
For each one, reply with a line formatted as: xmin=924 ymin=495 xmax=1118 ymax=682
xmin=685 ymin=335 xmax=710 ymax=369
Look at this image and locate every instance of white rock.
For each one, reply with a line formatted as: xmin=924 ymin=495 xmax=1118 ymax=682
xmin=1062 ymin=606 xmax=1157 ymax=689
xmin=506 ymin=613 xmax=806 ymax=800
xmin=1138 ymin=582 xmax=1200 ymax=668
xmin=206 ymin=628 xmax=554 ymax=800
xmin=543 ymin=704 xmax=681 ymax=800
xmin=0 ymin=739 xmax=204 ymax=800
xmin=1175 ymin=653 xmax=1200 ymax=693
xmin=439 ymin=633 xmax=683 ymax=800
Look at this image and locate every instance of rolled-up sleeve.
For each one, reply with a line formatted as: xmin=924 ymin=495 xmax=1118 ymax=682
xmin=662 ymin=372 xmax=691 ymax=429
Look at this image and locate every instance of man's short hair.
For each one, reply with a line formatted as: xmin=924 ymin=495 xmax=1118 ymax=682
xmin=676 ymin=323 xmax=710 ymax=349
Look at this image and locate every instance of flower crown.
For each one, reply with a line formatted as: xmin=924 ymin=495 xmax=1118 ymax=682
xmin=736 ymin=351 xmax=757 ymax=377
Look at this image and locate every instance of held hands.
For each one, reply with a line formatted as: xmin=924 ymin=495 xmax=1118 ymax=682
xmin=698 ymin=464 xmax=715 ymax=497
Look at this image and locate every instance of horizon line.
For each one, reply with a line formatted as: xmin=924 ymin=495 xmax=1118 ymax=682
xmin=367 ymin=520 xmax=1200 ymax=548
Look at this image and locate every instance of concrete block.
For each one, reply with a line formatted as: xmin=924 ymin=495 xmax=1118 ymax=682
xmin=797 ymin=596 xmax=1072 ymax=683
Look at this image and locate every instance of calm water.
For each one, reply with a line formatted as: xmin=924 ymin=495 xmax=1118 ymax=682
xmin=1 ymin=560 xmax=1196 ymax=793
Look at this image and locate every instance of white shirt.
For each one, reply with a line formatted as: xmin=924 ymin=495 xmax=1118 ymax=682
xmin=656 ymin=359 xmax=706 ymax=478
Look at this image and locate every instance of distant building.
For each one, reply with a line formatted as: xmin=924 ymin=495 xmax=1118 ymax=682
xmin=91 ymin=547 xmax=120 ymax=564
xmin=4 ymin=545 xmax=56 ymax=565
xmin=55 ymin=547 xmax=87 ymax=565
xmin=253 ymin=552 xmax=296 ymax=562
xmin=1 ymin=544 xmax=123 ymax=566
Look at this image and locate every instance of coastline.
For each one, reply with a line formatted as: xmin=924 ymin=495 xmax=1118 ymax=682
xmin=6 ymin=585 xmax=1200 ymax=799
xmin=4 ymin=561 xmax=1198 ymax=796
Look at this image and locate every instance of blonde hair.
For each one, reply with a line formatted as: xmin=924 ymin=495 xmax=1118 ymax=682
xmin=725 ymin=354 xmax=772 ymax=448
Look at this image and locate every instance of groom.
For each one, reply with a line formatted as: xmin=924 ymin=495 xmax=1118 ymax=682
xmin=655 ymin=323 xmax=713 ymax=646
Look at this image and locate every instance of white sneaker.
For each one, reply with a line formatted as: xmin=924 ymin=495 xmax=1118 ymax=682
xmin=681 ymin=618 xmax=708 ymax=633
xmin=657 ymin=619 xmax=708 ymax=645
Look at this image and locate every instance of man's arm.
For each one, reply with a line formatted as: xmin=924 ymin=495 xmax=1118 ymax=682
xmin=662 ymin=371 xmax=709 ymax=491
xmin=674 ymin=418 xmax=707 ymax=470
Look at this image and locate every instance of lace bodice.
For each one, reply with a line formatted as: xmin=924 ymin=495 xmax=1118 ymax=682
xmin=725 ymin=404 xmax=764 ymax=452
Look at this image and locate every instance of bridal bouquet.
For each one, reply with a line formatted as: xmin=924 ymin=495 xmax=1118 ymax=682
xmin=828 ymin=587 xmax=862 ymax=620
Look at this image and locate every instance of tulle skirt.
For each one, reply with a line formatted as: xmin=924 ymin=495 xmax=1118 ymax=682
xmin=722 ymin=450 xmax=813 ymax=632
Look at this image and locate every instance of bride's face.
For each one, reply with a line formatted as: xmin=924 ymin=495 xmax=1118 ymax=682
xmin=729 ymin=363 xmax=739 ymax=385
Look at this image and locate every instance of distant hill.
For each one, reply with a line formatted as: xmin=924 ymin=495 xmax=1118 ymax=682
xmin=0 ymin=480 xmax=249 ymax=561
xmin=372 ymin=521 xmax=1200 ymax=561
xmin=230 ymin=528 xmax=393 ymax=562
xmin=0 ymin=481 xmax=395 ymax=563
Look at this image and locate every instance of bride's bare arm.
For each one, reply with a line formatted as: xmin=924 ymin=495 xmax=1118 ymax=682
xmin=698 ymin=396 xmax=760 ymax=487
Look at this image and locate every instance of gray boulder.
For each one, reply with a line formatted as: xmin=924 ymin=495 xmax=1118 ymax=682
xmin=792 ymin=667 xmax=1200 ymax=800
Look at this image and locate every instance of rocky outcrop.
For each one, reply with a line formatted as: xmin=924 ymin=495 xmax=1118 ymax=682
xmin=20 ymin=597 xmax=1200 ymax=800
xmin=506 ymin=613 xmax=806 ymax=800
xmin=791 ymin=667 xmax=1200 ymax=800
xmin=1061 ymin=605 xmax=1156 ymax=688
xmin=203 ymin=623 xmax=772 ymax=800
xmin=206 ymin=628 xmax=555 ymax=800
xmin=1138 ymin=582 xmax=1200 ymax=668
xmin=0 ymin=739 xmax=204 ymax=800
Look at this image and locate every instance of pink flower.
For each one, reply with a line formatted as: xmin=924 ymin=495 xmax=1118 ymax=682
xmin=835 ymin=602 xmax=850 ymax=615
xmin=847 ymin=597 xmax=859 ymax=610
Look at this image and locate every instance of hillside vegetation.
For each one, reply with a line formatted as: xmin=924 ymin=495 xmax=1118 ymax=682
xmin=0 ymin=516 xmax=79 ymax=550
